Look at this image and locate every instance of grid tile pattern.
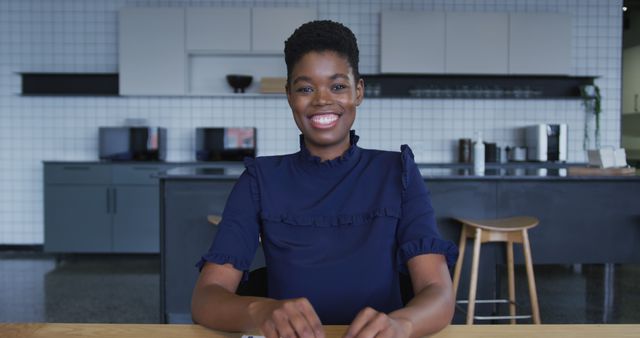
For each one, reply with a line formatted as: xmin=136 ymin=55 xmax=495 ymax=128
xmin=0 ymin=0 xmax=623 ymax=244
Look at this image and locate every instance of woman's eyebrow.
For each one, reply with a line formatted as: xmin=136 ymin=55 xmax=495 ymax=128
xmin=329 ymin=73 xmax=350 ymax=81
xmin=292 ymin=76 xmax=312 ymax=84
xmin=292 ymin=73 xmax=349 ymax=85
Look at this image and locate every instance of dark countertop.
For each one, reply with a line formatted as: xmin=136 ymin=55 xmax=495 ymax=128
xmin=157 ymin=162 xmax=640 ymax=181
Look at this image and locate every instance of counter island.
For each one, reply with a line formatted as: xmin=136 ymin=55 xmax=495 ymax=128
xmin=159 ymin=163 xmax=640 ymax=324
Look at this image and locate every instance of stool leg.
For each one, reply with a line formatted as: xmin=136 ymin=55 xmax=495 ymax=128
xmin=452 ymin=225 xmax=467 ymax=300
xmin=506 ymin=240 xmax=516 ymax=324
xmin=467 ymin=228 xmax=482 ymax=325
xmin=522 ymin=229 xmax=541 ymax=324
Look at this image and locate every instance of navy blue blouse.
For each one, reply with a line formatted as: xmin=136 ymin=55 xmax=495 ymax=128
xmin=197 ymin=131 xmax=457 ymax=324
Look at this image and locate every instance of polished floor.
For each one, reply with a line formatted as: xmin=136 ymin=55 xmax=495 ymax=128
xmin=1 ymin=251 xmax=639 ymax=324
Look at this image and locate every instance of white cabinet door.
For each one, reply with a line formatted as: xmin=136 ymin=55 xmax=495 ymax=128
xmin=623 ymin=46 xmax=640 ymax=113
xmin=445 ymin=12 xmax=508 ymax=74
xmin=252 ymin=8 xmax=317 ymax=54
xmin=509 ymin=13 xmax=571 ymax=75
xmin=119 ymin=8 xmax=186 ymax=95
xmin=381 ymin=11 xmax=445 ymax=74
xmin=186 ymin=8 xmax=251 ymax=52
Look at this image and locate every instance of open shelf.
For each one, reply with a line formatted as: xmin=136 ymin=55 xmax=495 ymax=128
xmin=19 ymin=72 xmax=597 ymax=99
xmin=361 ymin=74 xmax=597 ymax=99
xmin=20 ymin=73 xmax=119 ymax=96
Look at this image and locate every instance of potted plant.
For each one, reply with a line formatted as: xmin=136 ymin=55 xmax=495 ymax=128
xmin=580 ymin=84 xmax=601 ymax=149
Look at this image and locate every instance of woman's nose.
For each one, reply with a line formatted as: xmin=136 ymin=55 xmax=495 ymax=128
xmin=312 ymin=88 xmax=332 ymax=105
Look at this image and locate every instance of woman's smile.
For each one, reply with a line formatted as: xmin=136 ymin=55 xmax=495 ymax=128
xmin=309 ymin=112 xmax=341 ymax=129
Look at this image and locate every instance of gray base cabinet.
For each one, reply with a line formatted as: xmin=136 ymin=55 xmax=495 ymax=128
xmin=44 ymin=163 xmax=170 ymax=253
xmin=112 ymin=186 xmax=160 ymax=253
xmin=45 ymin=185 xmax=113 ymax=252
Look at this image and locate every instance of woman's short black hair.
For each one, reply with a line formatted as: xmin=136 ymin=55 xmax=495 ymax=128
xmin=284 ymin=20 xmax=360 ymax=84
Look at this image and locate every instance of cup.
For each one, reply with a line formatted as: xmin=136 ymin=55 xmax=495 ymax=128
xmin=458 ymin=139 xmax=472 ymax=163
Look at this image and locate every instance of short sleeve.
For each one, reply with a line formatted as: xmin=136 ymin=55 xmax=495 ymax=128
xmin=396 ymin=145 xmax=458 ymax=273
xmin=195 ymin=159 xmax=261 ymax=278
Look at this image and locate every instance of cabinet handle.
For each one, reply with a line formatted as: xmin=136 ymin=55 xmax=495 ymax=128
xmin=113 ymin=188 xmax=117 ymax=214
xmin=132 ymin=167 xmax=159 ymax=171
xmin=106 ymin=188 xmax=111 ymax=214
xmin=64 ymin=166 xmax=90 ymax=171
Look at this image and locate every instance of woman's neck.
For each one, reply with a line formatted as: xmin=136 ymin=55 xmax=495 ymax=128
xmin=304 ymin=137 xmax=351 ymax=162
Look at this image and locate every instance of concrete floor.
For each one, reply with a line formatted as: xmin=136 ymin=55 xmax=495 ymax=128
xmin=1 ymin=252 xmax=639 ymax=324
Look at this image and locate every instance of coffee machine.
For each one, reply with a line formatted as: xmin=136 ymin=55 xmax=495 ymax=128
xmin=525 ymin=124 xmax=567 ymax=162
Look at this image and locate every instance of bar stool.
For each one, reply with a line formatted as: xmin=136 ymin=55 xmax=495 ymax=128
xmin=207 ymin=215 xmax=222 ymax=225
xmin=452 ymin=216 xmax=541 ymax=324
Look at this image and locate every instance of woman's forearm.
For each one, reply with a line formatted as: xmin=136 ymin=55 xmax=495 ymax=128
xmin=388 ymin=281 xmax=455 ymax=338
xmin=191 ymin=283 xmax=269 ymax=331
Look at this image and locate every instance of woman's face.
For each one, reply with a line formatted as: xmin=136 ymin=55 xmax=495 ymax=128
xmin=287 ymin=51 xmax=364 ymax=155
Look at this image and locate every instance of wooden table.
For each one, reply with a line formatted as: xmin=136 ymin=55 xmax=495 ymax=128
xmin=1 ymin=324 xmax=639 ymax=338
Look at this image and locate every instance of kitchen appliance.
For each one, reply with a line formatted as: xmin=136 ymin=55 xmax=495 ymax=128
xmin=525 ymin=124 xmax=567 ymax=162
xmin=99 ymin=127 xmax=166 ymax=161
xmin=196 ymin=127 xmax=256 ymax=161
xmin=506 ymin=146 xmax=527 ymax=162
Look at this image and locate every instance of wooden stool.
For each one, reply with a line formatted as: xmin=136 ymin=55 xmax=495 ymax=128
xmin=207 ymin=215 xmax=222 ymax=225
xmin=452 ymin=216 xmax=541 ymax=324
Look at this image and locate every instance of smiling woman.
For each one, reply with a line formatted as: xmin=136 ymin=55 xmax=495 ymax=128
xmin=286 ymin=51 xmax=363 ymax=161
xmin=190 ymin=20 xmax=458 ymax=338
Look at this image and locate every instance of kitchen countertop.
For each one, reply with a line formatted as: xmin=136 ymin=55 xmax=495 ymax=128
xmin=2 ymin=323 xmax=639 ymax=338
xmin=158 ymin=163 xmax=640 ymax=181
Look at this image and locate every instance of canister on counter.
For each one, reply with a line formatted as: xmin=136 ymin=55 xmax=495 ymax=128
xmin=458 ymin=138 xmax=472 ymax=163
xmin=485 ymin=143 xmax=500 ymax=163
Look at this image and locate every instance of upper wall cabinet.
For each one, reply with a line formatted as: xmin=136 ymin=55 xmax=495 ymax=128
xmin=252 ymin=8 xmax=317 ymax=54
xmin=380 ymin=11 xmax=445 ymax=73
xmin=509 ymin=13 xmax=571 ymax=75
xmin=120 ymin=7 xmax=316 ymax=96
xmin=185 ymin=7 xmax=316 ymax=54
xmin=380 ymin=11 xmax=571 ymax=76
xmin=119 ymin=8 xmax=186 ymax=96
xmin=186 ymin=8 xmax=251 ymax=52
xmin=445 ymin=12 xmax=508 ymax=74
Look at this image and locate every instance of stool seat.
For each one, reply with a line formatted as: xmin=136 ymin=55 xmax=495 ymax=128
xmin=454 ymin=216 xmax=538 ymax=232
xmin=452 ymin=216 xmax=541 ymax=325
xmin=207 ymin=215 xmax=222 ymax=225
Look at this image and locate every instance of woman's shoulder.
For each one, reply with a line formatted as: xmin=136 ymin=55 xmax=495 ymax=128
xmin=243 ymin=152 xmax=298 ymax=173
xmin=360 ymin=144 xmax=415 ymax=164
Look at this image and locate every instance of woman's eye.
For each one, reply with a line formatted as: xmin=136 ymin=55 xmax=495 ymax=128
xmin=296 ymin=87 xmax=313 ymax=93
xmin=332 ymin=84 xmax=347 ymax=91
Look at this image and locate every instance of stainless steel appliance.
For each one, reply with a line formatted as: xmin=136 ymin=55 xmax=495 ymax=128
xmin=99 ymin=127 xmax=167 ymax=161
xmin=196 ymin=127 xmax=256 ymax=161
xmin=506 ymin=146 xmax=527 ymax=162
xmin=525 ymin=124 xmax=567 ymax=162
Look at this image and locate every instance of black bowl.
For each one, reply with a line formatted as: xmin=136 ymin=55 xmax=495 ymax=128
xmin=226 ymin=74 xmax=253 ymax=93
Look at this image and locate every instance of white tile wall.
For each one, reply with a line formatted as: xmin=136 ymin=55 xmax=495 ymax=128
xmin=0 ymin=0 xmax=623 ymax=244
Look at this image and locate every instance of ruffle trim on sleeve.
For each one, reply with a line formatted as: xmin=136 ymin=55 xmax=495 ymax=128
xmin=260 ymin=207 xmax=400 ymax=227
xmin=243 ymin=157 xmax=261 ymax=203
xmin=396 ymin=236 xmax=459 ymax=273
xmin=195 ymin=252 xmax=252 ymax=281
xmin=400 ymin=144 xmax=415 ymax=193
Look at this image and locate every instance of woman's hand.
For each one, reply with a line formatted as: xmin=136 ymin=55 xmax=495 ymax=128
xmin=248 ymin=297 xmax=325 ymax=338
xmin=343 ymin=308 xmax=413 ymax=338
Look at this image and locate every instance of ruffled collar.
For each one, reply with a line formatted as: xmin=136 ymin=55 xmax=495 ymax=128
xmin=297 ymin=130 xmax=361 ymax=168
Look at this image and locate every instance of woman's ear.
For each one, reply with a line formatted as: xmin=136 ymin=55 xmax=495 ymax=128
xmin=355 ymin=78 xmax=365 ymax=106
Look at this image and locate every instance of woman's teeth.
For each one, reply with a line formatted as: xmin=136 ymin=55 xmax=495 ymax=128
xmin=311 ymin=114 xmax=339 ymax=126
